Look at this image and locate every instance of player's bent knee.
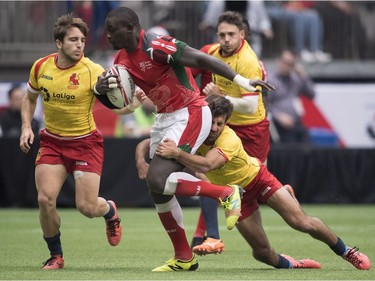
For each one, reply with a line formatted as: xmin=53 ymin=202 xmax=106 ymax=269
xmin=146 ymin=173 xmax=166 ymax=194
xmin=37 ymin=194 xmax=56 ymax=210
xmin=76 ymin=204 xmax=96 ymax=218
xmin=163 ymin=173 xmax=179 ymax=195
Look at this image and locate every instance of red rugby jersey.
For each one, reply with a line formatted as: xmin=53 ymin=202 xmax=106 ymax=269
xmin=113 ymin=30 xmax=206 ymax=113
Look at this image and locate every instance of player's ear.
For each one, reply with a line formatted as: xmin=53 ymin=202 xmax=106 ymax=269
xmin=56 ymin=39 xmax=63 ymax=49
xmin=239 ymin=30 xmax=245 ymax=40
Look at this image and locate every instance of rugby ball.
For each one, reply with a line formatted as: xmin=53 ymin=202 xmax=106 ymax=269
xmin=96 ymin=65 xmax=135 ymax=109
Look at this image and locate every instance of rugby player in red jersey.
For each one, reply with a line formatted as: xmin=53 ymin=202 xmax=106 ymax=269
xmin=94 ymin=6 xmax=274 ymax=272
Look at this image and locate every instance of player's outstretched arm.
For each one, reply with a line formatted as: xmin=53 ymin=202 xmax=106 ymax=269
xmin=202 ymin=82 xmax=259 ymax=114
xmin=180 ymin=46 xmax=275 ymax=92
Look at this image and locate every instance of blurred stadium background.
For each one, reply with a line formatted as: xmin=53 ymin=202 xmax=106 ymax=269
xmin=0 ymin=1 xmax=375 ymax=207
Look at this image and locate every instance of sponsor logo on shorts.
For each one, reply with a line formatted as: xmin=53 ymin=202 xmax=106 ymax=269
xmin=36 ymin=148 xmax=43 ymax=161
xmin=194 ymin=185 xmax=201 ymax=196
xmin=261 ymin=186 xmax=271 ymax=197
xmin=75 ymin=161 xmax=88 ymax=166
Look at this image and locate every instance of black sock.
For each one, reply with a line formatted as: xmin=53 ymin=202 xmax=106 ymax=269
xmin=330 ymin=237 xmax=347 ymax=256
xmin=44 ymin=231 xmax=63 ymax=257
xmin=275 ymin=254 xmax=292 ymax=268
xmin=103 ymin=201 xmax=115 ymax=220
xmin=201 ymin=197 xmax=220 ymax=239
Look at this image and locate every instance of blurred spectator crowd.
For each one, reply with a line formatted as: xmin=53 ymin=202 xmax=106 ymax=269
xmin=196 ymin=0 xmax=375 ymax=61
xmin=0 ymin=1 xmax=375 ymax=63
xmin=0 ymin=0 xmax=375 ymax=143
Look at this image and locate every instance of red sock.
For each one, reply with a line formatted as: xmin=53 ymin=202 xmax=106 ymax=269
xmin=158 ymin=211 xmax=193 ymax=261
xmin=193 ymin=210 xmax=206 ymax=238
xmin=175 ymin=179 xmax=232 ymax=199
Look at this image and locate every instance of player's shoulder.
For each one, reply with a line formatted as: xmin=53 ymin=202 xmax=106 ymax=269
xmin=79 ymin=56 xmax=105 ymax=72
xmin=32 ymin=53 xmax=56 ymax=68
xmin=80 ymin=56 xmax=103 ymax=67
xmin=218 ymin=126 xmax=241 ymax=144
xmin=202 ymin=43 xmax=220 ymax=54
xmin=207 ymin=43 xmax=220 ymax=55
xmin=143 ymin=32 xmax=186 ymax=64
xmin=113 ymin=49 xmax=126 ymax=64
xmin=143 ymin=30 xmax=184 ymax=49
xmin=215 ymin=126 xmax=242 ymax=155
xmin=238 ymin=41 xmax=259 ymax=62
xmin=236 ymin=42 xmax=261 ymax=76
xmin=30 ymin=53 xmax=57 ymax=79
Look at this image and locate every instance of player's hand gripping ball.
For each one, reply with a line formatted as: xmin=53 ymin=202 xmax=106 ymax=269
xmin=95 ymin=65 xmax=135 ymax=109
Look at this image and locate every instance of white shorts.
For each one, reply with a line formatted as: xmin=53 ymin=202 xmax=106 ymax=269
xmin=149 ymin=106 xmax=212 ymax=158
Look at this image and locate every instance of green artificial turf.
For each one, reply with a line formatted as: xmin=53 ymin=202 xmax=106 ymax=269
xmin=0 ymin=205 xmax=374 ymax=280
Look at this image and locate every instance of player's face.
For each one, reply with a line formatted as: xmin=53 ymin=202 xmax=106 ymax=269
xmin=217 ymin=22 xmax=244 ymax=56
xmin=57 ymin=27 xmax=85 ymax=62
xmin=205 ymin=115 xmax=227 ymax=145
xmin=105 ymin=17 xmax=133 ymax=51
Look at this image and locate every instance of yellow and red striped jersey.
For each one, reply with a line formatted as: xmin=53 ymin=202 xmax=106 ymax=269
xmin=27 ymin=54 xmax=104 ymax=137
xmin=208 ymin=40 xmax=265 ymax=125
xmin=196 ymin=126 xmax=260 ymax=188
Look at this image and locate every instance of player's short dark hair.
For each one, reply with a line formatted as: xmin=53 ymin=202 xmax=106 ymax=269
xmin=242 ymin=17 xmax=251 ymax=38
xmin=206 ymin=95 xmax=233 ymax=123
xmin=106 ymin=7 xmax=140 ymax=28
xmin=54 ymin=13 xmax=88 ymax=42
xmin=217 ymin=11 xmax=244 ymax=32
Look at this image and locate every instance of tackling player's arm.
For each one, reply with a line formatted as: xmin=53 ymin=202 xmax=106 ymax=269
xmin=20 ymin=90 xmax=39 ymax=153
xmin=196 ymin=172 xmax=211 ymax=183
xmin=156 ymin=138 xmax=225 ymax=174
xmin=136 ymin=138 xmax=210 ymax=180
xmin=135 ymin=138 xmax=151 ymax=180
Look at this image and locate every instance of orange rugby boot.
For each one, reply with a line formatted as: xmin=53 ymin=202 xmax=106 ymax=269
xmin=192 ymin=237 xmax=225 ymax=256
xmin=105 ymin=200 xmax=122 ymax=246
xmin=42 ymin=255 xmax=64 ymax=270
xmin=281 ymin=254 xmax=321 ymax=269
xmin=343 ymin=246 xmax=371 ymax=270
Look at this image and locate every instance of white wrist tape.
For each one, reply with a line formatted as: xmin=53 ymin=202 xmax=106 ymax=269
xmin=108 ymin=82 xmax=118 ymax=89
xmin=108 ymin=77 xmax=117 ymax=84
xmin=233 ymin=74 xmax=256 ymax=92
